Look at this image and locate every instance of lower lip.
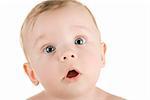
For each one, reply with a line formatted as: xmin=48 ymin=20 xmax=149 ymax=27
xmin=64 ymin=73 xmax=81 ymax=83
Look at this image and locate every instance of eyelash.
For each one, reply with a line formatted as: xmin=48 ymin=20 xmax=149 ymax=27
xmin=43 ymin=35 xmax=87 ymax=54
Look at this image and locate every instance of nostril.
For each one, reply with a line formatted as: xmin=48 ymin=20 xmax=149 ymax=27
xmin=71 ymin=55 xmax=74 ymax=58
xmin=64 ymin=57 xmax=67 ymax=59
xmin=61 ymin=53 xmax=77 ymax=62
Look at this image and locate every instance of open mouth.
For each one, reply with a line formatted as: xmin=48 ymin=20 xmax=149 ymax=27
xmin=66 ymin=69 xmax=79 ymax=78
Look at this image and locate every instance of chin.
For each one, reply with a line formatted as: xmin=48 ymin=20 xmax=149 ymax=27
xmin=64 ymin=83 xmax=94 ymax=98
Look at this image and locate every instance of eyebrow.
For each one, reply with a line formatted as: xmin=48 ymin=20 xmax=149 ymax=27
xmin=72 ymin=25 xmax=91 ymax=33
xmin=33 ymin=34 xmax=46 ymax=48
xmin=33 ymin=25 xmax=91 ymax=47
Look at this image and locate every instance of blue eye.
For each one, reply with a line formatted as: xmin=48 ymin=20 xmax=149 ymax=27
xmin=44 ymin=45 xmax=56 ymax=53
xmin=75 ymin=37 xmax=86 ymax=45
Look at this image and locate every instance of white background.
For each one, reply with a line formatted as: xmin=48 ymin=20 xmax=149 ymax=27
xmin=0 ymin=0 xmax=149 ymax=100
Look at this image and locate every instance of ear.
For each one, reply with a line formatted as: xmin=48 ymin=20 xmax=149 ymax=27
xmin=100 ymin=42 xmax=107 ymax=67
xmin=23 ymin=63 xmax=39 ymax=86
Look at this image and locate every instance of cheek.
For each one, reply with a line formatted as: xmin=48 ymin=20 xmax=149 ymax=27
xmin=84 ymin=51 xmax=101 ymax=75
xmin=80 ymin=44 xmax=102 ymax=80
xmin=81 ymin=44 xmax=102 ymax=69
xmin=32 ymin=57 xmax=59 ymax=84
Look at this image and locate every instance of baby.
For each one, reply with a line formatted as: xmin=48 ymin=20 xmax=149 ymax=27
xmin=20 ymin=0 xmax=124 ymax=100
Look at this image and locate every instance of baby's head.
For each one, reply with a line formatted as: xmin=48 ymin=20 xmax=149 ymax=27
xmin=20 ymin=0 xmax=106 ymax=98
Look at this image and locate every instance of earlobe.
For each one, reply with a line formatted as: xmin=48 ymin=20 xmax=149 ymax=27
xmin=23 ymin=63 xmax=39 ymax=86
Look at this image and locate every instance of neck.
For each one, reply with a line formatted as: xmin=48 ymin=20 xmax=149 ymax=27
xmin=44 ymin=87 xmax=98 ymax=100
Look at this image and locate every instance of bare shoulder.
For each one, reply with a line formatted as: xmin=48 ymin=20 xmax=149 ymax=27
xmin=106 ymin=94 xmax=125 ymax=100
xmin=27 ymin=91 xmax=46 ymax=100
xmin=96 ymin=87 xmax=125 ymax=100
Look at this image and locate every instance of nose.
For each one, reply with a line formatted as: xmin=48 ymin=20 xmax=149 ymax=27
xmin=60 ymin=51 xmax=78 ymax=62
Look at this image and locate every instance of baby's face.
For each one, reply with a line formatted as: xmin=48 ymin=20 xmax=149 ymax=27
xmin=23 ymin=3 xmax=106 ymax=97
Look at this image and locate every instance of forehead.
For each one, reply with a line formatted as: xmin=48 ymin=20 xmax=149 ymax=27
xmin=32 ymin=3 xmax=96 ymax=34
xmin=23 ymin=3 xmax=99 ymax=49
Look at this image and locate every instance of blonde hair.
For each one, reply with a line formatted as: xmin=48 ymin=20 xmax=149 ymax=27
xmin=20 ymin=0 xmax=98 ymax=61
